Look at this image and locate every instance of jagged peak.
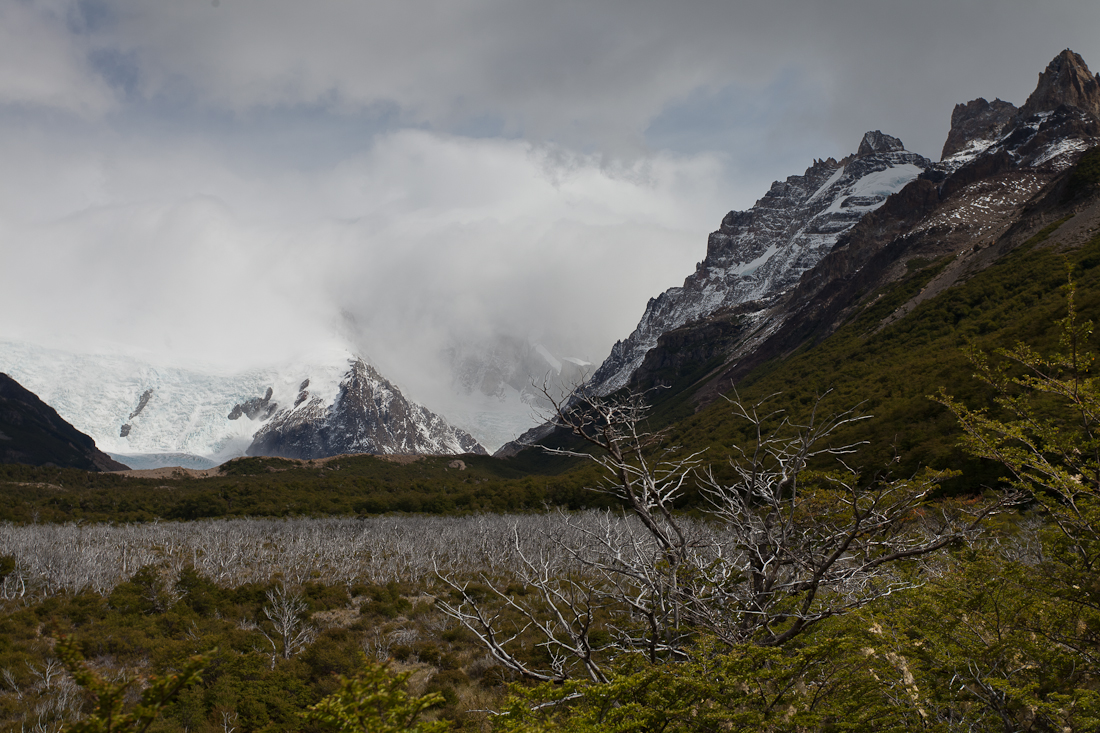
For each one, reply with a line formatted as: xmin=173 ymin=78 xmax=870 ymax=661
xmin=857 ymin=130 xmax=905 ymax=156
xmin=941 ymin=97 xmax=1018 ymax=161
xmin=1020 ymin=48 xmax=1100 ymax=119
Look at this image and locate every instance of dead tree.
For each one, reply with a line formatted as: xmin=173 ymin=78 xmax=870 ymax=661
xmin=258 ymin=584 xmax=316 ymax=668
xmin=437 ymin=387 xmax=1016 ymax=682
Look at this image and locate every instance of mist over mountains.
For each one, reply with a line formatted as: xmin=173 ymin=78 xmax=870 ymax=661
xmin=4 ymin=48 xmax=1100 ymax=469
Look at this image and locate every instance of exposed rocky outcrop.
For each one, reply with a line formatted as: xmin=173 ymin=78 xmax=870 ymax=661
xmin=941 ymin=98 xmax=1018 ymax=160
xmin=248 ymin=358 xmax=486 ymax=460
xmin=1019 ymin=49 xmax=1100 ymax=120
xmin=228 ymin=387 xmax=278 ymax=421
xmin=0 ymin=372 xmax=128 ymax=471
xmin=129 ymin=389 xmax=154 ymax=420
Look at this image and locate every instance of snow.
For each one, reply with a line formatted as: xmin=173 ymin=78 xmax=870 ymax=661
xmin=1033 ymin=137 xmax=1088 ymax=167
xmin=0 ymin=340 xmax=358 ymax=467
xmin=823 ymin=164 xmax=923 ymax=215
xmin=806 ymin=165 xmax=846 ymax=203
xmin=732 ymin=244 xmax=778 ymax=277
xmin=943 ymin=137 xmax=997 ymax=167
xmin=534 ymin=344 xmax=562 ymax=374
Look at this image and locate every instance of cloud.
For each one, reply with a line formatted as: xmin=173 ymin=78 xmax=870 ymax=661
xmin=53 ymin=0 xmax=1100 ymax=160
xmin=3 ymin=0 xmax=1100 ymax=428
xmin=0 ymin=1 xmax=113 ymax=114
xmin=0 ymin=127 xmax=735 ymax=407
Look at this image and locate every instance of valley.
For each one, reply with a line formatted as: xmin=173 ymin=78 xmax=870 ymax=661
xmin=4 ymin=47 xmax=1100 ymax=733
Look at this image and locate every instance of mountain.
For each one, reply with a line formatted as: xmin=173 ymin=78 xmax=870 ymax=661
xmin=683 ymin=48 xmax=1100 ymax=405
xmin=587 ymin=130 xmax=931 ymax=396
xmin=0 ymin=372 xmax=128 ymax=471
xmin=499 ymin=49 xmax=1100 ymax=458
xmin=248 ymin=358 xmax=486 ymax=459
xmin=590 ymin=49 xmax=1100 ymax=401
xmin=0 ymin=343 xmax=484 ymax=468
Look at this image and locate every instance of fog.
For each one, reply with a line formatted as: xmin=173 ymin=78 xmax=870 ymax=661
xmin=1 ymin=0 xmax=1097 ymax=422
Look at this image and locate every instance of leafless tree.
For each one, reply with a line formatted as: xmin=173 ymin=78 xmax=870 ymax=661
xmin=257 ymin=584 xmax=316 ymax=668
xmin=437 ymin=387 xmax=1017 ymax=682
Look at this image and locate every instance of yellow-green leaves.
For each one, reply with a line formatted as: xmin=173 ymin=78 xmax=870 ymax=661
xmin=301 ymin=654 xmax=450 ymax=733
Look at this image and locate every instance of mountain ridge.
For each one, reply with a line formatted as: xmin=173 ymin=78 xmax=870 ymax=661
xmin=0 ymin=344 xmax=485 ymax=468
xmin=499 ymin=48 xmax=1100 ymax=458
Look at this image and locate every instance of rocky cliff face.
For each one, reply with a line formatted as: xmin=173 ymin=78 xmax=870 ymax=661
xmin=1020 ymin=48 xmax=1100 ymax=120
xmin=587 ymin=131 xmax=931 ymax=395
xmin=248 ymin=358 xmax=486 ymax=460
xmin=941 ymin=98 xmax=1018 ymax=160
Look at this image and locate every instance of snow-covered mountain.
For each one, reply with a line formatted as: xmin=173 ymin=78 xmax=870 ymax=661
xmin=249 ymin=357 xmax=486 ymax=459
xmin=0 ymin=342 xmax=483 ymax=468
xmin=587 ymin=130 xmax=931 ymax=395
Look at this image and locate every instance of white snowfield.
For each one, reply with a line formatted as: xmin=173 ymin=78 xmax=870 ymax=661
xmin=0 ymin=341 xmax=353 ymax=469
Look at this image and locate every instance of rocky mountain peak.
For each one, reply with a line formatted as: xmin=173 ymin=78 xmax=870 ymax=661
xmin=940 ymin=98 xmax=1018 ymax=160
xmin=857 ymin=130 xmax=905 ymax=156
xmin=248 ymin=357 xmax=486 ymax=460
xmin=1020 ymin=48 xmax=1100 ymax=120
xmin=583 ymin=131 xmax=929 ymax=397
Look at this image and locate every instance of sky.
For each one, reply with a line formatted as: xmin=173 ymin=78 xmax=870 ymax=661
xmin=1 ymin=0 xmax=1099 ymax=418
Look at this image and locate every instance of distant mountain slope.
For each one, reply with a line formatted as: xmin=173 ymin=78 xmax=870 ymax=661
xmin=248 ymin=358 xmax=487 ymax=459
xmin=689 ymin=49 xmax=1100 ymax=405
xmin=0 ymin=345 xmax=484 ymax=468
xmin=588 ymin=49 xmax=1100 ymax=407
xmin=0 ymin=373 xmax=128 ymax=471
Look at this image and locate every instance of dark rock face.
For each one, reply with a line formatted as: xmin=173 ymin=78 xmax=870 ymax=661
xmin=248 ymin=359 xmax=486 ymax=460
xmin=0 ymin=373 xmax=128 ymax=471
xmin=858 ymin=130 xmax=905 ymax=156
xmin=228 ymin=387 xmax=278 ymax=420
xmin=941 ymin=98 xmax=1018 ymax=160
xmin=129 ymin=389 xmax=154 ymax=420
xmin=1020 ymin=49 xmax=1100 ymax=120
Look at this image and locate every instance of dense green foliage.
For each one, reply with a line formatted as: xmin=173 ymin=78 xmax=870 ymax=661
xmin=0 ymin=572 xmax=511 ymax=732
xmin=55 ymin=635 xmax=211 ymax=733
xmin=0 ymin=453 xmax=606 ymax=524
xmin=301 ymin=656 xmax=449 ymax=733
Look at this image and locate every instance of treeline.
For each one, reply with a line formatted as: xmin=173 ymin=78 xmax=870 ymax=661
xmin=0 ymin=453 xmax=609 ymax=524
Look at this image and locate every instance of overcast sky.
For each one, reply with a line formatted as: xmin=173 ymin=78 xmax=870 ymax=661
xmin=1 ymin=0 xmax=1098 ymax=409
